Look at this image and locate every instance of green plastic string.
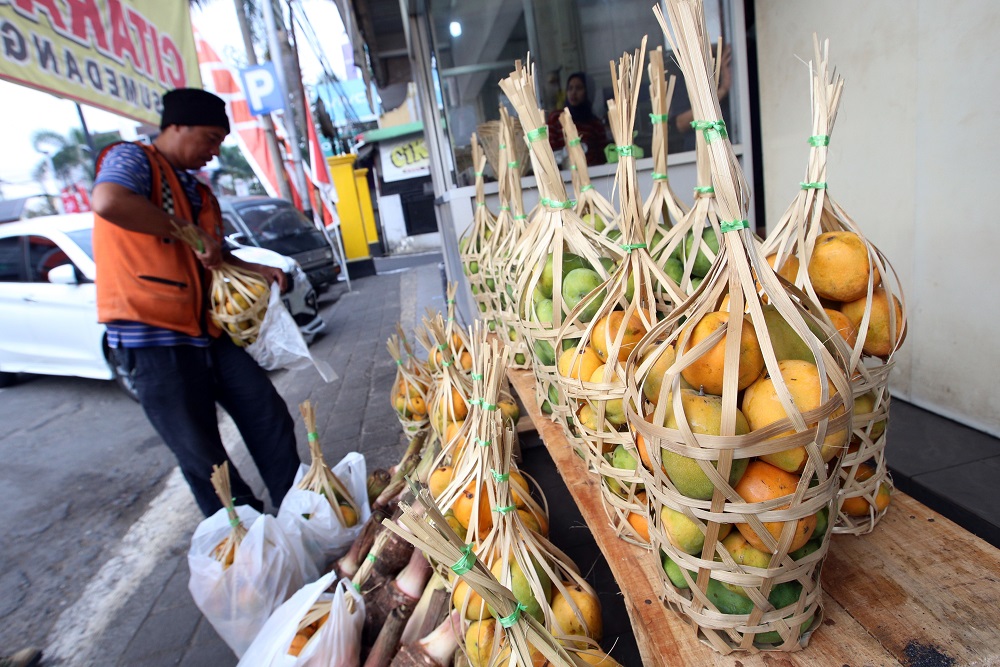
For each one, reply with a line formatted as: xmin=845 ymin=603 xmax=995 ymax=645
xmin=527 ymin=126 xmax=548 ymax=142
xmin=514 ymin=214 xmax=527 ymax=221
xmin=395 ymin=359 xmax=403 ymax=366
xmin=720 ymin=219 xmax=749 ymax=233
xmin=440 ymin=360 xmax=452 ymax=367
xmin=808 ymin=134 xmax=830 ymax=147
xmin=568 ymin=137 xmax=582 ymax=147
xmin=544 ymin=199 xmax=575 ymax=210
xmin=621 ymin=243 xmax=647 ymax=252
xmin=498 ymin=603 xmax=528 ymax=628
xmin=693 ymin=185 xmax=715 ymax=195
xmin=649 ymin=113 xmax=670 ymax=124
xmin=447 ymin=299 xmax=455 ymax=304
xmin=491 ymin=470 xmax=510 ymax=483
xmin=229 ymin=517 xmax=241 ymax=528
xmin=482 ymin=402 xmax=499 ymax=411
xmin=476 ymin=202 xmax=486 ymax=207
xmin=569 ymin=164 xmax=578 ymax=171
xmin=493 ymin=503 xmax=517 ymax=514
xmin=651 ymin=172 xmax=669 ymax=181
xmin=616 ymin=144 xmax=637 ymax=157
xmin=451 ymin=544 xmax=475 ymax=575
xmin=499 ymin=143 xmax=507 ymax=150
xmin=500 ymin=205 xmax=511 ymax=212
xmin=307 ymin=432 xmax=319 ymax=442
xmin=580 ymin=184 xmax=594 ymax=192
xmin=508 ymin=161 xmax=520 ymax=169
xmin=475 ymin=437 xmax=493 ymax=447
xmin=469 ymin=398 xmax=483 ymax=407
xmin=366 ymin=553 xmax=377 ymax=563
xmin=353 ymin=582 xmax=361 ymax=592
xmin=471 ymin=373 xmax=484 ymax=381
xmin=474 ymin=171 xmax=483 ymax=177
xmin=690 ymin=119 xmax=728 ymax=143
xmin=800 ymin=181 xmax=828 ymax=190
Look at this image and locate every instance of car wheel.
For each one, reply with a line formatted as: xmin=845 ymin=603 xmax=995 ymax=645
xmin=104 ymin=344 xmax=140 ymax=402
xmin=0 ymin=371 xmax=16 ymax=388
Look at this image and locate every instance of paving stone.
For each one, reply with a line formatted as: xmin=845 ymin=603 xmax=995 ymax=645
xmin=119 ymin=603 xmax=201 ymax=664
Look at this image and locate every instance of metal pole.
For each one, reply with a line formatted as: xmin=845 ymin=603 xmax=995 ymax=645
xmin=75 ymin=103 xmax=96 ymax=170
xmin=233 ymin=0 xmax=294 ymax=202
xmin=261 ymin=0 xmax=310 ymax=212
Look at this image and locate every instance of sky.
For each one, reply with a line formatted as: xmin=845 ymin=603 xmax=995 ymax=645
xmin=0 ymin=0 xmax=351 ymax=201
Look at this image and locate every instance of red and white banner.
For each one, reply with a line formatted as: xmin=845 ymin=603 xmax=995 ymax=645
xmin=60 ymin=184 xmax=91 ymax=214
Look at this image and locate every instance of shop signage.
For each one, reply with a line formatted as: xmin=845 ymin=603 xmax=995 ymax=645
xmin=379 ymin=134 xmax=429 ymax=182
xmin=240 ymin=62 xmax=283 ymax=115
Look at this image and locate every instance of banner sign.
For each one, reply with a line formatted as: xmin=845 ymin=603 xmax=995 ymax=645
xmin=239 ymin=62 xmax=283 ymax=116
xmin=379 ymin=134 xmax=429 ymax=183
xmin=0 ymin=1 xmax=202 ymax=124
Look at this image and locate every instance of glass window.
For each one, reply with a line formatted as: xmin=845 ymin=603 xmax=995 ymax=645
xmin=66 ymin=229 xmax=93 ymax=260
xmin=0 ymin=237 xmax=24 ymax=282
xmin=234 ymin=202 xmax=313 ymax=242
xmin=27 ymin=235 xmax=72 ymax=283
xmin=427 ymin=0 xmax=740 ymax=179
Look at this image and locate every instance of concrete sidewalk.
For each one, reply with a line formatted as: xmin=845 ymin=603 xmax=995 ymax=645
xmin=46 ymin=259 xmax=446 ymax=667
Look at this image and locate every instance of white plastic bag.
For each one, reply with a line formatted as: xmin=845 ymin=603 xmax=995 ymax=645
xmin=247 ymin=283 xmax=337 ymax=381
xmin=277 ymin=452 xmax=371 ymax=574
xmin=237 ymin=572 xmax=365 ymax=667
xmin=188 ymin=506 xmax=311 ymax=657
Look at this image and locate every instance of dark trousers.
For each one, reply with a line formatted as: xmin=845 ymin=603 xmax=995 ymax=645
xmin=126 ymin=336 xmax=300 ymax=516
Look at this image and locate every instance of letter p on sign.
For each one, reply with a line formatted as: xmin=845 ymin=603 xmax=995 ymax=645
xmin=240 ymin=63 xmax=285 ymax=115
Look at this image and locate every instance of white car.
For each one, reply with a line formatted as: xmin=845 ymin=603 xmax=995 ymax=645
xmin=0 ymin=213 xmax=325 ymax=399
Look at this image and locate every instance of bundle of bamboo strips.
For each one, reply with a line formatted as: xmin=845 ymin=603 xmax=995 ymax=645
xmin=209 ymin=462 xmax=246 ymax=568
xmin=561 ymin=109 xmax=617 ymax=233
xmin=388 ymin=326 xmax=432 ymax=437
xmin=642 ymin=46 xmax=690 ymax=234
xmin=459 ymin=134 xmax=497 ymax=324
xmin=296 ymin=400 xmax=361 ymax=528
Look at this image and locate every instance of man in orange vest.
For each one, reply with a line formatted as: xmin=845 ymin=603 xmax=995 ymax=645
xmin=91 ymin=88 xmax=300 ymax=516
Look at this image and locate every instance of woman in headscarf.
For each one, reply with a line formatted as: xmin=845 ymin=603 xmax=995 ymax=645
xmin=546 ymin=71 xmax=610 ymax=166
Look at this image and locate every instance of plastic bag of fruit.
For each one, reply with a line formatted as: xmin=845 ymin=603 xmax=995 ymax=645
xmin=237 ymin=572 xmax=365 ymax=667
xmin=246 ymin=284 xmax=336 ymax=381
xmin=278 ymin=451 xmax=370 ymax=574
xmin=188 ymin=469 xmax=313 ymax=658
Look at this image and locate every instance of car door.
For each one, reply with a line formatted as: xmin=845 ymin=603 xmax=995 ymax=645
xmin=13 ymin=234 xmax=110 ymax=379
xmin=0 ymin=234 xmax=38 ymax=370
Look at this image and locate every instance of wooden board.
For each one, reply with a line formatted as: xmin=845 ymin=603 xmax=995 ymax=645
xmin=508 ymin=369 xmax=1000 ymax=667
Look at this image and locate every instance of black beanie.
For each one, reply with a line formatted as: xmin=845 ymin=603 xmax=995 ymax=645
xmin=160 ymin=88 xmax=231 ymax=133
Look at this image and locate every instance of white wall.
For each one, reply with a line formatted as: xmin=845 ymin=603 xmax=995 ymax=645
xmin=755 ymin=1 xmax=1000 ymax=435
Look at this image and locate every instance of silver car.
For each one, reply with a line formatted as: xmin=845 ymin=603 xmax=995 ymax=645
xmin=0 ymin=213 xmax=325 ymax=399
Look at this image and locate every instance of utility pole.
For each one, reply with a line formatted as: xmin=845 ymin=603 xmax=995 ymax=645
xmin=261 ymin=0 xmax=310 ymax=215
xmin=233 ymin=0 xmax=294 ymax=202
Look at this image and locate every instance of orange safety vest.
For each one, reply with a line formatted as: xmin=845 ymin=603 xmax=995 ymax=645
xmin=93 ymin=142 xmax=223 ymax=338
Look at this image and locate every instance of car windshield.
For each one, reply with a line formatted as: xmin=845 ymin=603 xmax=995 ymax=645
xmin=67 ymin=228 xmax=93 ymax=259
xmin=236 ymin=202 xmax=313 ymax=242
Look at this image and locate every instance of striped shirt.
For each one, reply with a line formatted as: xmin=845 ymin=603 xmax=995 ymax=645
xmin=95 ymin=142 xmax=210 ymax=349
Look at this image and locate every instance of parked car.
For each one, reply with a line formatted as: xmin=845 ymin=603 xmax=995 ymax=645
xmin=218 ymin=196 xmax=341 ymax=290
xmin=0 ymin=213 xmax=325 ymax=399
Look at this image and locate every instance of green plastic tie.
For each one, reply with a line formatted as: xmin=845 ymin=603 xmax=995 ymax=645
xmin=307 ymin=432 xmax=319 ymax=442
xmin=500 ymin=205 xmax=511 ymax=211
xmin=568 ymin=137 xmax=582 ymax=147
xmin=482 ymin=402 xmax=499 ymax=411
xmin=720 ymin=219 xmax=749 ymax=233
xmin=493 ymin=503 xmax=517 ymax=514
xmin=491 ymin=470 xmax=510 ymax=483
xmin=544 ymin=199 xmax=575 ymax=210
xmin=693 ymin=185 xmax=715 ymax=195
xmin=395 ymin=359 xmax=403 ymax=366
xmin=366 ymin=553 xmax=377 ymax=563
xmin=691 ymin=119 xmax=728 ymax=143
xmin=808 ymin=134 xmax=831 ymax=147
xmin=651 ymin=172 xmax=669 ymax=181
xmin=440 ymin=360 xmax=452 ymax=367
xmin=580 ymin=184 xmax=594 ymax=192
xmin=616 ymin=144 xmax=637 ymax=157
xmin=800 ymin=181 xmax=828 ymax=190
xmin=447 ymin=298 xmax=455 ymax=304
xmin=508 ymin=161 xmax=520 ymax=169
xmin=471 ymin=373 xmax=484 ymax=381
xmin=229 ymin=517 xmax=241 ymax=528
xmin=498 ymin=602 xmax=528 ymax=628
xmin=514 ymin=214 xmax=527 ymax=221
xmin=499 ymin=143 xmax=507 ymax=150
xmin=476 ymin=202 xmax=486 ymax=207
xmin=474 ymin=171 xmax=483 ymax=177
xmin=451 ymin=544 xmax=475 ymax=575
xmin=469 ymin=398 xmax=484 ymax=407
xmin=649 ymin=113 xmax=670 ymax=124
xmin=353 ymin=582 xmax=361 ymax=591
xmin=476 ymin=437 xmax=492 ymax=447
xmin=621 ymin=243 xmax=648 ymax=252
xmin=527 ymin=126 xmax=548 ymax=142
xmin=570 ymin=164 xmax=578 ymax=171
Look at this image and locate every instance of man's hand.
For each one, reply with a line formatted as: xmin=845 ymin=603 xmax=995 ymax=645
xmin=191 ymin=226 xmax=223 ymax=270
xmin=251 ymin=263 xmax=288 ymax=293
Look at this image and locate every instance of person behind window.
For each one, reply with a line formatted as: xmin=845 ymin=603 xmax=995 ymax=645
xmin=546 ymin=72 xmax=611 ymax=167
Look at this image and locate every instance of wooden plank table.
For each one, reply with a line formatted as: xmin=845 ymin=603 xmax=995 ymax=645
xmin=508 ymin=369 xmax=1000 ymax=667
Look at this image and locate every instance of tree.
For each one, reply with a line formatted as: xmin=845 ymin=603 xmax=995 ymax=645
xmin=212 ymin=144 xmax=266 ymax=195
xmin=31 ymin=128 xmax=121 ymax=189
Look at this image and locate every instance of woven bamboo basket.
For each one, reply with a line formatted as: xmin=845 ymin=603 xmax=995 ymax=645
xmin=477 ymin=115 xmax=532 ymax=178
xmin=621 ymin=2 xmax=854 ymax=653
xmin=487 ymin=108 xmax=533 ymax=369
xmin=642 ymin=46 xmax=690 ymax=233
xmin=499 ymin=59 xmax=622 ymax=431
xmin=387 ymin=326 xmax=431 ymax=438
xmin=560 ymin=109 xmax=618 ymax=232
xmin=459 ymin=134 xmax=497 ymax=323
xmin=171 ymin=223 xmax=269 ymax=346
xmin=297 ymin=400 xmax=362 ymax=527
xmin=759 ymin=37 xmax=907 ymax=535
xmin=418 ymin=310 xmax=473 ymax=442
xmin=555 ymin=40 xmax=686 ymax=548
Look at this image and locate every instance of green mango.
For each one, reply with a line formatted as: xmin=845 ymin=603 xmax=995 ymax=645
xmin=661 ymin=553 xmax=692 ymax=590
xmin=534 ymin=340 xmax=555 ymax=366
xmin=705 ymin=578 xmax=812 ymax=643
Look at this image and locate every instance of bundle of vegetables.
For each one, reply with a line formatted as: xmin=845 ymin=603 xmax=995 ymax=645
xmin=555 ymin=39 xmax=685 ymax=547
xmin=760 ymin=37 xmax=906 ymax=535
xmin=388 ymin=326 xmax=432 ymax=437
xmin=296 ymin=400 xmax=362 ymax=528
xmin=459 ymin=134 xmax=497 ymax=323
xmin=487 ymin=107 xmax=533 ymax=370
xmin=498 ymin=58 xmax=621 ymax=429
xmin=210 ymin=461 xmax=247 ymax=568
xmin=621 ymin=0 xmax=854 ymax=653
xmin=642 ymin=46 xmax=690 ymax=235
xmin=172 ymin=223 xmax=269 ymax=346
xmin=560 ymin=109 xmax=617 ymax=236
